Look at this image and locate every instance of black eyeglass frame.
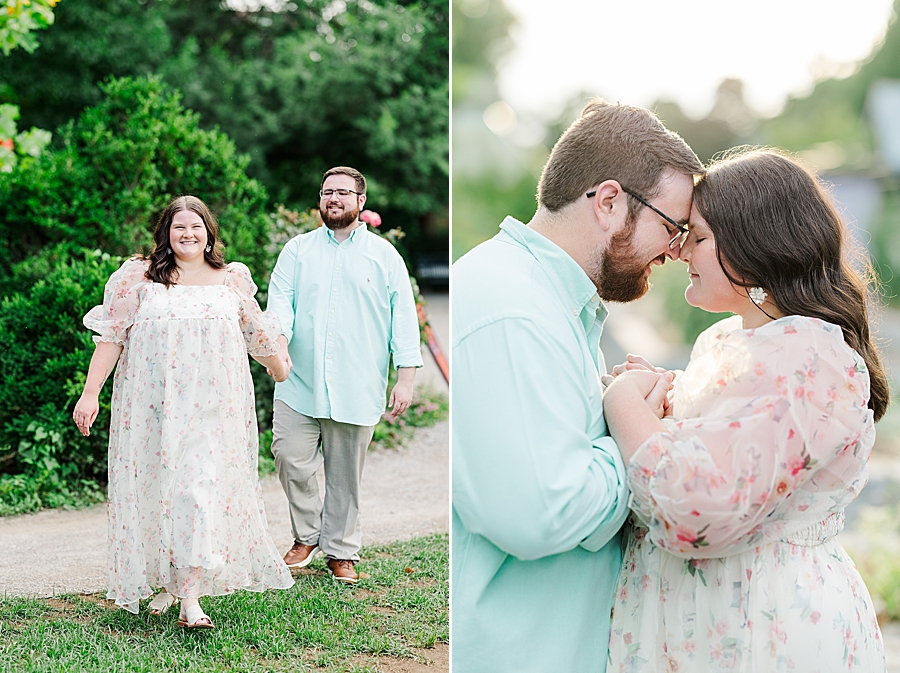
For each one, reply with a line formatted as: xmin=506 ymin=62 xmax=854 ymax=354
xmin=319 ymin=188 xmax=363 ymax=198
xmin=586 ymin=185 xmax=689 ymax=249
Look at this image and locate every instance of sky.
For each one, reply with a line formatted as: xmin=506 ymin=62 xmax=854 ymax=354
xmin=493 ymin=0 xmax=896 ymax=121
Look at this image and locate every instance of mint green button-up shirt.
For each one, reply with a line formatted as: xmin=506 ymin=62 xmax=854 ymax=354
xmin=452 ymin=217 xmax=630 ymax=673
xmin=267 ymin=224 xmax=423 ymax=427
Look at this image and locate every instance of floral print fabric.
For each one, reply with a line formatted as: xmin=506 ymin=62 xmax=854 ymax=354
xmin=84 ymin=258 xmax=293 ymax=613
xmin=609 ymin=315 xmax=884 ymax=672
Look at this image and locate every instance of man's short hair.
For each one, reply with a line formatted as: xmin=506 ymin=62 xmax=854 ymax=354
xmin=537 ymin=100 xmax=703 ymax=216
xmin=323 ymin=166 xmax=367 ymax=195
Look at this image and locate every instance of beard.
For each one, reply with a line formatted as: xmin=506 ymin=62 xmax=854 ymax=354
xmin=589 ymin=222 xmax=661 ymax=303
xmin=320 ymin=200 xmax=360 ymax=230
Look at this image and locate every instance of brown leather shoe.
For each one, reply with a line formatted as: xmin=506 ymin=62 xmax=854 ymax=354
xmin=283 ymin=542 xmax=320 ymax=568
xmin=327 ymin=559 xmax=359 ymax=584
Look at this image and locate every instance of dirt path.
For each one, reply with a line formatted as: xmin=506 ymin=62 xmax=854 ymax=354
xmin=0 ymin=420 xmax=448 ymax=597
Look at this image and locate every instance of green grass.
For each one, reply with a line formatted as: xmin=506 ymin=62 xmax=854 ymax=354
xmin=0 ymin=534 xmax=448 ymax=672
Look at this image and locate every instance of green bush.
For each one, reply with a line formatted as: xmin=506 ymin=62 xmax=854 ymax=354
xmin=0 ymin=248 xmax=122 ymax=513
xmin=0 ymin=75 xmax=272 ymax=283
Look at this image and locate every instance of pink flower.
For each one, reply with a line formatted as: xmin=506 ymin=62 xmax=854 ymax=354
xmin=624 ymin=632 xmax=633 ymax=645
xmin=810 ymin=611 xmax=821 ymax=624
xmin=0 ymin=138 xmax=12 ymax=151
xmin=786 ymin=454 xmax=805 ymax=476
xmin=360 ymin=209 xmax=382 ymax=227
xmin=675 ymin=525 xmax=698 ymax=544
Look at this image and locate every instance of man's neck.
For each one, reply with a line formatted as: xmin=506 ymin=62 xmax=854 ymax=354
xmin=528 ymin=206 xmax=598 ymax=278
xmin=330 ymin=220 xmax=361 ymax=243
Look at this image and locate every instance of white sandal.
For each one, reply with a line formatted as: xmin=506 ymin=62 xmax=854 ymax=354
xmin=177 ymin=603 xmax=215 ymax=629
xmin=147 ymin=591 xmax=178 ymax=616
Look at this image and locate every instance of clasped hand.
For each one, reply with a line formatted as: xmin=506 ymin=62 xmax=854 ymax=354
xmin=602 ymin=354 xmax=675 ymax=420
xmin=263 ymin=336 xmax=292 ymax=382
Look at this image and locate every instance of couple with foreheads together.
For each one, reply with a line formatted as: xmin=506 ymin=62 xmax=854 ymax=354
xmin=453 ymin=100 xmax=888 ymax=672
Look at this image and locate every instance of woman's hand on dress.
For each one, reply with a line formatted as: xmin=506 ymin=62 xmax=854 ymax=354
xmin=73 ymin=392 xmax=100 ymax=437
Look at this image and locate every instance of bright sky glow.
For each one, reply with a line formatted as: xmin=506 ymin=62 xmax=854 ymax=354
xmin=497 ymin=0 xmax=896 ymax=120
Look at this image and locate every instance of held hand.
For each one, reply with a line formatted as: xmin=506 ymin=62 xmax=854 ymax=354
xmin=266 ymin=358 xmax=290 ymax=383
xmin=644 ymin=372 xmax=673 ymax=420
xmin=603 ymin=369 xmax=674 ymax=410
xmin=388 ymin=380 xmax=414 ymax=419
xmin=277 ymin=335 xmax=292 ymax=371
xmin=610 ymin=353 xmax=669 ymax=378
xmin=73 ymin=392 xmax=100 ymax=437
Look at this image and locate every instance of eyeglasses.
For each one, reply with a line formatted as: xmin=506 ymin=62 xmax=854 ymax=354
xmin=320 ymin=188 xmax=363 ymax=198
xmin=586 ymin=185 xmax=689 ymax=249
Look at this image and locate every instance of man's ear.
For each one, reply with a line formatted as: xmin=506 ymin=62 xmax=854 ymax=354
xmin=589 ymin=180 xmax=625 ymax=232
xmin=358 ymin=193 xmax=367 ymax=210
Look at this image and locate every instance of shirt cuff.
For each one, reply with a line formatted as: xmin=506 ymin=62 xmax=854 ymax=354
xmin=392 ymin=348 xmax=424 ymax=369
xmin=578 ymin=448 xmax=630 ymax=552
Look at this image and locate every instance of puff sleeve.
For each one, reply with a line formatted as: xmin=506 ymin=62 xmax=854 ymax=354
xmin=83 ymin=258 xmax=149 ymax=345
xmin=628 ymin=316 xmax=874 ymax=558
xmin=225 ymin=262 xmax=282 ymax=357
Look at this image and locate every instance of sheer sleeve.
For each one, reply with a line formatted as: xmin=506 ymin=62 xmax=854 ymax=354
xmin=628 ymin=316 xmax=874 ymax=559
xmin=83 ymin=258 xmax=149 ymax=345
xmin=225 ymin=262 xmax=282 ymax=357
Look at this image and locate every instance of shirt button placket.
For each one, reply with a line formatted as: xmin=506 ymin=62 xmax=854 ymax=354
xmin=325 ymin=247 xmax=342 ymax=389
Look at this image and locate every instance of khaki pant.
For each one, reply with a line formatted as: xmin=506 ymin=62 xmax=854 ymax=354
xmin=271 ymin=400 xmax=375 ymax=560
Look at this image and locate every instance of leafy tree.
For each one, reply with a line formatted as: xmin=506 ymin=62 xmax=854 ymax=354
xmin=0 ymin=0 xmax=59 ymax=55
xmin=0 ymin=0 xmax=58 ymax=171
xmin=0 ymin=0 xmax=449 ymax=260
xmin=0 ymin=75 xmax=271 ymax=280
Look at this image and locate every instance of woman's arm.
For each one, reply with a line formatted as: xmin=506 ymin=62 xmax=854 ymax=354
xmin=73 ymin=341 xmax=124 ymax=436
xmin=603 ymin=369 xmax=672 ymax=464
xmin=253 ymin=352 xmax=290 ymax=382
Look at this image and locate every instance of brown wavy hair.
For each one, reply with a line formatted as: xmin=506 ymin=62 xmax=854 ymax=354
xmin=537 ymin=99 xmax=703 ymax=215
xmin=693 ymin=147 xmax=889 ymax=421
xmin=144 ymin=195 xmax=226 ymax=286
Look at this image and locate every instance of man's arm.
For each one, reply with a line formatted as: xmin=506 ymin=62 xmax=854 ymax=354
xmin=266 ymin=240 xmax=298 ymax=345
xmin=452 ymin=316 xmax=629 ymax=561
xmin=387 ymin=255 xmax=424 ymax=371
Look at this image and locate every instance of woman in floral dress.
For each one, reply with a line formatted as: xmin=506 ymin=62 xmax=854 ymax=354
xmin=72 ymin=196 xmax=294 ymax=628
xmin=602 ymin=149 xmax=889 ymax=672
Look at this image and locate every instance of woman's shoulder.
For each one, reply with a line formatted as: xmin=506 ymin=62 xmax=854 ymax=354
xmin=110 ymin=256 xmax=151 ymax=286
xmin=690 ymin=315 xmax=743 ymax=360
xmin=224 ymin=261 xmax=252 ymax=279
xmin=121 ymin=256 xmax=151 ymax=272
xmin=224 ymin=261 xmax=260 ymax=295
xmin=690 ymin=314 xmax=856 ymax=369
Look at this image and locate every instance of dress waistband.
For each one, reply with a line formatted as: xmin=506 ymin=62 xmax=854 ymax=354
xmin=780 ymin=510 xmax=844 ymax=547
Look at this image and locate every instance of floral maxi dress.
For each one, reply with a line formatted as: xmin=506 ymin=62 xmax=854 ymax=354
xmin=84 ymin=258 xmax=294 ymax=613
xmin=608 ymin=315 xmax=884 ymax=673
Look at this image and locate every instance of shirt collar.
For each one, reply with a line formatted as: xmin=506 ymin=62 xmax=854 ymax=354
xmin=323 ymin=222 xmax=366 ymax=244
xmin=498 ymin=216 xmax=606 ymax=325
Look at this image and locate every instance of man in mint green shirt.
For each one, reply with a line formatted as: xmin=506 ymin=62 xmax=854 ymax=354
xmin=267 ymin=166 xmax=422 ymax=584
xmin=452 ymin=101 xmax=702 ymax=671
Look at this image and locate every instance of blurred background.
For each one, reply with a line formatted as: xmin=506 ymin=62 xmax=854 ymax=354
xmin=453 ymin=0 xmax=900 ymax=664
